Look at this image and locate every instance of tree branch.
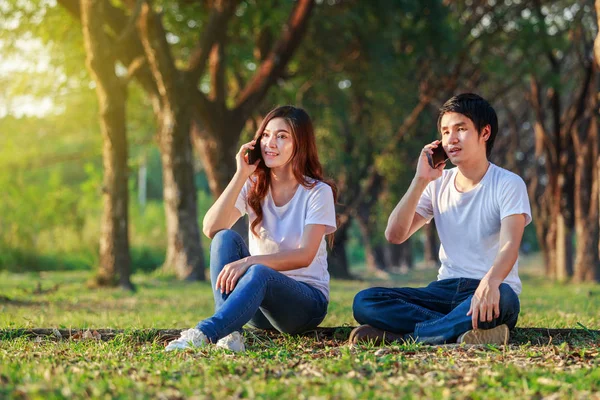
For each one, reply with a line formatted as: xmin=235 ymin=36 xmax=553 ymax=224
xmin=137 ymin=3 xmax=180 ymax=107
xmin=209 ymin=37 xmax=227 ymax=105
xmin=234 ymin=0 xmax=314 ymax=121
xmin=186 ymin=0 xmax=239 ymax=85
xmin=117 ymin=0 xmax=146 ymax=42
xmin=57 ymin=0 xmax=159 ymax=99
xmin=337 ymin=99 xmax=429 ymax=229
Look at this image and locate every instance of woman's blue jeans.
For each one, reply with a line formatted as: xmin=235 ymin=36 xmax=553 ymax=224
xmin=196 ymin=230 xmax=328 ymax=343
xmin=353 ymin=278 xmax=520 ymax=344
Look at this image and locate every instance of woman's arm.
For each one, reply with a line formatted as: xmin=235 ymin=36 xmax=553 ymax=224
xmin=216 ymin=224 xmax=327 ymax=294
xmin=249 ymin=223 xmax=327 ymax=271
xmin=202 ymin=140 xmax=259 ymax=238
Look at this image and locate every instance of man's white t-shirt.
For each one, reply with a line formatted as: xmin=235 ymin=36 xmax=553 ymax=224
xmin=415 ymin=163 xmax=532 ymax=295
xmin=235 ymin=178 xmax=337 ymax=300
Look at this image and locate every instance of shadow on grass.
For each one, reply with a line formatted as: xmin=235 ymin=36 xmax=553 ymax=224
xmin=1 ymin=326 xmax=598 ymax=347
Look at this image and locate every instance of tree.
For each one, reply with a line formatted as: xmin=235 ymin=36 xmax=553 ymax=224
xmin=56 ymin=0 xmax=316 ymax=278
xmin=80 ymin=0 xmax=133 ymax=289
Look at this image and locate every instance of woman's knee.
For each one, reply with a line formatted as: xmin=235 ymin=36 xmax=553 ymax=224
xmin=243 ymin=264 xmax=271 ymax=282
xmin=211 ymin=229 xmax=243 ymax=247
xmin=273 ymin=314 xmax=325 ymax=335
xmin=210 ymin=230 xmax=244 ymax=259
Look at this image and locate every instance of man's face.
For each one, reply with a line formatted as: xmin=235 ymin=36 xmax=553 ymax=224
xmin=439 ymin=112 xmax=488 ymax=166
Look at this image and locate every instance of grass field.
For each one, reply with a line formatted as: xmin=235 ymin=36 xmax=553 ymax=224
xmin=1 ymin=255 xmax=599 ymax=399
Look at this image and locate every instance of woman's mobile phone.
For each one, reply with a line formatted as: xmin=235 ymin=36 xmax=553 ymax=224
xmin=247 ymin=143 xmax=262 ymax=164
xmin=426 ymin=145 xmax=448 ymax=169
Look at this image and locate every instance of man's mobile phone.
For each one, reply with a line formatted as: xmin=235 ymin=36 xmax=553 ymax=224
xmin=426 ymin=145 xmax=448 ymax=169
xmin=247 ymin=142 xmax=262 ymax=165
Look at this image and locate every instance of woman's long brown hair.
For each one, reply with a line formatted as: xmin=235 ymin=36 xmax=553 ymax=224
xmin=247 ymin=105 xmax=338 ymax=246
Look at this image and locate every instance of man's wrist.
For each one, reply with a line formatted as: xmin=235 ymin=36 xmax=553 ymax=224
xmin=481 ymin=276 xmax=502 ymax=287
xmin=411 ymin=176 xmax=430 ymax=191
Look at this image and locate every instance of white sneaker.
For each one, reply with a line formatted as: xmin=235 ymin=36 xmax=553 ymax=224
xmin=165 ymin=328 xmax=208 ymax=351
xmin=216 ymin=331 xmax=245 ymax=352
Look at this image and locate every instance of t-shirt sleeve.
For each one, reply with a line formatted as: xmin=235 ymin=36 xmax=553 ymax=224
xmin=235 ymin=180 xmax=250 ymax=217
xmin=415 ymin=181 xmax=435 ymax=223
xmin=499 ymin=174 xmax=532 ymax=226
xmin=305 ymin=183 xmax=337 ymax=234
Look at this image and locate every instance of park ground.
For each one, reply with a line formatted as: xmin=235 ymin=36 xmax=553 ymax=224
xmin=1 ymin=254 xmax=599 ymax=399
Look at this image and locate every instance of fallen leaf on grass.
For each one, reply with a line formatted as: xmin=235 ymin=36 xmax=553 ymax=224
xmin=296 ymin=362 xmax=324 ymax=378
xmin=536 ymin=377 xmax=563 ymax=387
xmin=71 ymin=330 xmax=101 ymax=341
xmin=374 ymin=348 xmax=390 ymax=356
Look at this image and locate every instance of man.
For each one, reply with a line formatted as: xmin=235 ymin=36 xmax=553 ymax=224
xmin=351 ymin=93 xmax=531 ymax=345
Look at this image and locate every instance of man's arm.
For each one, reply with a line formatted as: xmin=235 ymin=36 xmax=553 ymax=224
xmin=385 ymin=179 xmax=429 ymax=244
xmin=468 ymin=213 xmax=527 ymax=329
xmin=385 ymin=140 xmax=445 ymax=244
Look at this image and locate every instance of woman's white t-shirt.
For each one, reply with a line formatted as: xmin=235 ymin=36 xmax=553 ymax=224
xmin=235 ymin=178 xmax=337 ymax=300
xmin=415 ymin=164 xmax=532 ymax=295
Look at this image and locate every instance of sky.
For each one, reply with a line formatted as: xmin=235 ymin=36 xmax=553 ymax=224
xmin=0 ymin=38 xmax=56 ymax=118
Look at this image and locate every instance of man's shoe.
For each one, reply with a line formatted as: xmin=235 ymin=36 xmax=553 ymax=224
xmin=457 ymin=324 xmax=509 ymax=345
xmin=349 ymin=324 xmax=404 ymax=345
xmin=216 ymin=331 xmax=245 ymax=352
xmin=165 ymin=328 xmax=208 ymax=351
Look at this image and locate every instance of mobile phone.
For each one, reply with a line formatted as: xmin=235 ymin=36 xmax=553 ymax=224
xmin=247 ymin=142 xmax=262 ymax=165
xmin=426 ymin=145 xmax=448 ymax=169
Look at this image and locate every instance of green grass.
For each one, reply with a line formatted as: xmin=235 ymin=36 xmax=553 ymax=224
xmin=1 ymin=254 xmax=599 ymax=399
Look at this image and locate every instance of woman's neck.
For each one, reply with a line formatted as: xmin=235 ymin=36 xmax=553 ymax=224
xmin=269 ymin=165 xmax=300 ymax=206
xmin=270 ymin=164 xmax=297 ymax=187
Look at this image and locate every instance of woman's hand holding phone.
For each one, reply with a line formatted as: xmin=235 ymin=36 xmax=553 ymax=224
xmin=236 ymin=139 xmax=260 ymax=178
xmin=416 ymin=140 xmax=445 ymax=183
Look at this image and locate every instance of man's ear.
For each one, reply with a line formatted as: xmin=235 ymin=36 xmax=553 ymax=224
xmin=482 ymin=125 xmax=491 ymax=141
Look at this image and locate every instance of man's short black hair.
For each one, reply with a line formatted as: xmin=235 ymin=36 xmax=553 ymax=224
xmin=437 ymin=93 xmax=498 ymax=158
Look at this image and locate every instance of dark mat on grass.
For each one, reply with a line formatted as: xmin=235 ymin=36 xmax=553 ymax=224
xmin=1 ymin=327 xmax=598 ymax=346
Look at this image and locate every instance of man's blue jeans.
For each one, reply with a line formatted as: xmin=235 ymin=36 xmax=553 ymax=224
xmin=196 ymin=230 xmax=328 ymax=343
xmin=353 ymin=278 xmax=520 ymax=344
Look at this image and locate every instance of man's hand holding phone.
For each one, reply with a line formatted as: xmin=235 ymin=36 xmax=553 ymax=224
xmin=235 ymin=139 xmax=261 ymax=179
xmin=416 ymin=140 xmax=447 ymax=183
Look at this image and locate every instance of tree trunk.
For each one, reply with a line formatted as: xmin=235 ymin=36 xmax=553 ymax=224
xmin=556 ymin=117 xmax=576 ymax=280
xmin=191 ymin=117 xmax=241 ymax=197
xmin=81 ymin=0 xmax=132 ymax=290
xmin=372 ymin=244 xmax=387 ymax=271
xmin=573 ymin=63 xmax=600 ymax=282
xmin=327 ymin=219 xmax=352 ymax=279
xmin=138 ymin=5 xmax=206 ymax=281
xmin=356 ymin=214 xmax=374 ymax=272
xmin=574 ymin=146 xmax=600 ymax=281
xmin=423 ymin=220 xmax=439 ymax=267
xmin=384 ymin=241 xmax=413 ymax=271
xmin=555 ymin=215 xmax=573 ymax=281
xmin=158 ymin=109 xmax=206 ymax=280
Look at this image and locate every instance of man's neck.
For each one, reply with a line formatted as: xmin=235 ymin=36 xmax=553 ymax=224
xmin=455 ymin=158 xmax=490 ymax=192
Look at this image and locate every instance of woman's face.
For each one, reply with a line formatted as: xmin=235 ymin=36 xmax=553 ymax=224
xmin=260 ymin=117 xmax=295 ymax=170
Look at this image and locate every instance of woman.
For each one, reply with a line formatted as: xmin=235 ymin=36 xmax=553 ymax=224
xmin=166 ymin=106 xmax=337 ymax=352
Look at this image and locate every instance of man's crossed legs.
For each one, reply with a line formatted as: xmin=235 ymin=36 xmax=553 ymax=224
xmin=351 ymin=278 xmax=519 ymax=345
